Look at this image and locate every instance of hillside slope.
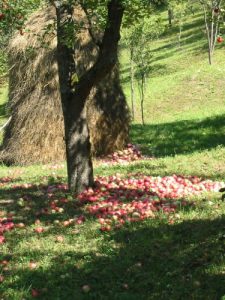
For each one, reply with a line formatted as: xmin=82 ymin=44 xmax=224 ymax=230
xmin=118 ymin=12 xmax=225 ymax=179
xmin=121 ymin=12 xmax=225 ymax=124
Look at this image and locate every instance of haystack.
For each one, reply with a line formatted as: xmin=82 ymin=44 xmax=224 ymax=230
xmin=0 ymin=5 xmax=130 ymax=165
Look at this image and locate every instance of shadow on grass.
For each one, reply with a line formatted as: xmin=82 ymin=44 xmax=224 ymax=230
xmin=121 ymin=63 xmax=170 ymax=84
xmin=0 ymin=102 xmax=7 ymax=119
xmin=2 ymin=216 xmax=225 ymax=299
xmin=161 ymin=14 xmax=204 ymax=39
xmin=131 ymin=114 xmax=225 ymax=157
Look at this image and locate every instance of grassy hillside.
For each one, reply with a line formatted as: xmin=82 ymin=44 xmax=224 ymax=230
xmin=118 ymin=12 xmax=225 ymax=180
xmin=121 ymin=12 xmax=225 ymax=124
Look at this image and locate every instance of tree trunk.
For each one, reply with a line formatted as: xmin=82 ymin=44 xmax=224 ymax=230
xmin=178 ymin=22 xmax=182 ymax=47
xmin=54 ymin=0 xmax=124 ymax=193
xmin=168 ymin=8 xmax=173 ymax=27
xmin=64 ymin=97 xmax=94 ymax=193
xmin=130 ymin=47 xmax=135 ymax=120
xmin=55 ymin=3 xmax=94 ymax=193
xmin=203 ymin=4 xmax=212 ymax=65
xmin=208 ymin=48 xmax=213 ymax=65
xmin=140 ymin=74 xmax=145 ymax=126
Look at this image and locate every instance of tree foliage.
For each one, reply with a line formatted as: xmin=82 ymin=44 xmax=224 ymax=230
xmin=0 ymin=0 xmax=42 ymax=36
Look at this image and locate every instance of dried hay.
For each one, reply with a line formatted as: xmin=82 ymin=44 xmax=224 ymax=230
xmin=0 ymin=5 xmax=130 ymax=165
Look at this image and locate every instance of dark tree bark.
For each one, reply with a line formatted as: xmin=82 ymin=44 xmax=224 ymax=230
xmin=168 ymin=8 xmax=173 ymax=27
xmin=53 ymin=0 xmax=124 ymax=193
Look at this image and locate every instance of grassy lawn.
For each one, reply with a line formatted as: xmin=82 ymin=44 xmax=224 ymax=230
xmin=0 ymin=10 xmax=225 ymax=300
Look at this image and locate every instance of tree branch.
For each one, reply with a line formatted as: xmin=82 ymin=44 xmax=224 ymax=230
xmin=72 ymin=0 xmax=124 ymax=101
xmin=80 ymin=3 xmax=103 ymax=48
xmin=0 ymin=117 xmax=12 ymax=132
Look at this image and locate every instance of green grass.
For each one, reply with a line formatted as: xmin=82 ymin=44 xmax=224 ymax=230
xmin=0 ymin=85 xmax=7 ymax=121
xmin=0 ymin=9 xmax=225 ymax=300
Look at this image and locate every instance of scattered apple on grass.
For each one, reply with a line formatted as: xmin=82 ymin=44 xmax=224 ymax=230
xmin=15 ymin=222 xmax=25 ymax=229
xmin=0 ymin=13 xmax=5 ymax=21
xmin=82 ymin=285 xmax=91 ymax=293
xmin=56 ymin=235 xmax=64 ymax=243
xmin=29 ymin=261 xmax=38 ymax=270
xmin=31 ymin=289 xmax=40 ymax=297
xmin=0 ymin=236 xmax=5 ymax=244
xmin=34 ymin=227 xmax=44 ymax=234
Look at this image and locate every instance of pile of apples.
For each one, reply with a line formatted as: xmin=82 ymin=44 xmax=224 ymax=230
xmin=0 ymin=173 xmax=224 ymax=235
xmin=0 ymin=217 xmax=14 ymax=244
xmin=100 ymin=144 xmax=150 ymax=165
xmin=77 ymin=174 xmax=225 ymax=231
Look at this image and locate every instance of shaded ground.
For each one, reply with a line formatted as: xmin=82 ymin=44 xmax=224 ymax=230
xmin=131 ymin=114 xmax=225 ymax=157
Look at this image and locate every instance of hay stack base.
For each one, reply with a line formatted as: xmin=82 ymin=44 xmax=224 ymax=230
xmin=0 ymin=6 xmax=130 ymax=165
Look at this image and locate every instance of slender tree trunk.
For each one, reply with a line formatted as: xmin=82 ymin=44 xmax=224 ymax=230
xmin=168 ymin=8 xmax=173 ymax=27
xmin=54 ymin=0 xmax=124 ymax=193
xmin=210 ymin=6 xmax=215 ymax=58
xmin=140 ymin=74 xmax=145 ymax=126
xmin=130 ymin=47 xmax=135 ymax=120
xmin=202 ymin=3 xmax=212 ymax=65
xmin=178 ymin=22 xmax=182 ymax=47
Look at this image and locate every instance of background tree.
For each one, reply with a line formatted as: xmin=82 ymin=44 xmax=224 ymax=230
xmin=199 ymin=0 xmax=225 ymax=64
xmin=123 ymin=28 xmax=136 ymax=120
xmin=124 ymin=15 xmax=164 ymax=124
xmin=166 ymin=0 xmax=196 ymax=47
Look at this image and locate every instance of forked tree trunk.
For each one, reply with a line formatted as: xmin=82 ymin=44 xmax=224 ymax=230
xmin=55 ymin=4 xmax=93 ymax=193
xmin=54 ymin=0 xmax=124 ymax=193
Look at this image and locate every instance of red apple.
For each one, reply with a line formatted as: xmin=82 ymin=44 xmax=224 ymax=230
xmin=217 ymin=36 xmax=223 ymax=43
xmin=0 ymin=236 xmax=5 ymax=244
xmin=31 ymin=289 xmax=40 ymax=297
xmin=29 ymin=261 xmax=38 ymax=269
xmin=0 ymin=13 xmax=5 ymax=21
xmin=34 ymin=227 xmax=44 ymax=233
xmin=56 ymin=235 xmax=64 ymax=243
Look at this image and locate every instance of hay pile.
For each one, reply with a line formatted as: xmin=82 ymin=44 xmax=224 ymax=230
xmin=0 ymin=5 xmax=130 ymax=165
